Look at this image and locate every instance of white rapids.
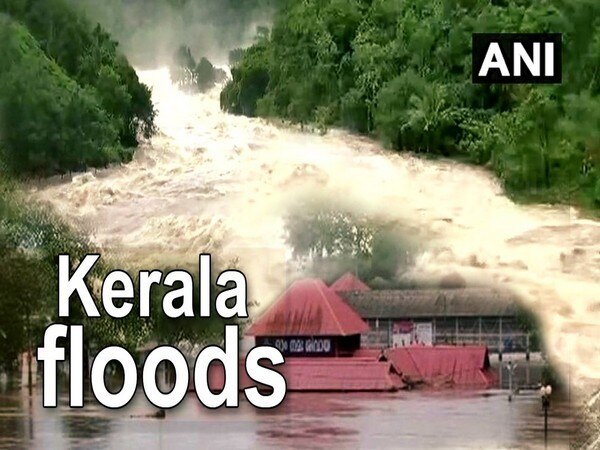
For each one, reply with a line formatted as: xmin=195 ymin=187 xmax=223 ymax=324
xmin=33 ymin=68 xmax=600 ymax=397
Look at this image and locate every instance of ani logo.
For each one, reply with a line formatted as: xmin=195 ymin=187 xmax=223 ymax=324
xmin=472 ymin=33 xmax=562 ymax=84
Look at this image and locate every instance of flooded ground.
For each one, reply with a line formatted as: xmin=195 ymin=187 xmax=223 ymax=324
xmin=0 ymin=384 xmax=578 ymax=450
xmin=27 ymin=68 xmax=600 ymax=445
xmin=0 ymin=386 xmax=583 ymax=449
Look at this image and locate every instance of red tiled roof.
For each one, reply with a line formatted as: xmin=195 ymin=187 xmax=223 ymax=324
xmin=203 ymin=347 xmax=496 ymax=392
xmin=207 ymin=357 xmax=405 ymax=392
xmin=330 ymin=272 xmax=371 ymax=293
xmin=247 ymin=278 xmax=370 ymax=336
xmin=386 ymin=345 xmax=496 ymax=388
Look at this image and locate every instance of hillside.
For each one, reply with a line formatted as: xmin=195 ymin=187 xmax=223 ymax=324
xmin=0 ymin=0 xmax=155 ymax=175
xmin=221 ymin=0 xmax=600 ymax=212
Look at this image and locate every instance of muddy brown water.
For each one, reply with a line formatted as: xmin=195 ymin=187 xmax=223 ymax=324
xmin=0 ymin=386 xmax=584 ymax=449
xmin=31 ymin=69 xmax=600 ymax=398
xmin=27 ymin=68 xmax=600 ymax=445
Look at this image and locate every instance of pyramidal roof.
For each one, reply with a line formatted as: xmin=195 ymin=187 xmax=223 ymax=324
xmin=246 ymin=278 xmax=370 ymax=336
xmin=330 ymin=272 xmax=371 ymax=293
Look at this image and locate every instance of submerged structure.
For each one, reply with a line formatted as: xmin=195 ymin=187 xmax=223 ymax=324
xmin=209 ymin=276 xmax=497 ymax=392
xmin=342 ymin=288 xmax=527 ymax=354
xmin=244 ymin=279 xmax=404 ymax=391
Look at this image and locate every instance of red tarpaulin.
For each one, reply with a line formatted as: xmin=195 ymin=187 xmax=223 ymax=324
xmin=246 ymin=279 xmax=370 ymax=337
xmin=330 ymin=272 xmax=371 ymax=293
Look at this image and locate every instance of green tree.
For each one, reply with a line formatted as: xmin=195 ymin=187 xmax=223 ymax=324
xmin=0 ymin=0 xmax=155 ymax=150
xmin=223 ymin=0 xmax=600 ymax=213
xmin=0 ymin=15 xmax=120 ymax=174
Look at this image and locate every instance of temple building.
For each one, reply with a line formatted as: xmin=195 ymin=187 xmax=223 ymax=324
xmin=236 ymin=277 xmax=498 ymax=391
xmin=247 ymin=278 xmax=369 ymax=357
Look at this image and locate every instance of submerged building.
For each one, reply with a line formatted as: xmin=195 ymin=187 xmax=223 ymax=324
xmin=236 ymin=277 xmax=497 ymax=391
xmin=341 ymin=287 xmax=529 ymax=354
xmin=243 ymin=278 xmax=403 ymax=391
xmin=247 ymin=278 xmax=369 ymax=357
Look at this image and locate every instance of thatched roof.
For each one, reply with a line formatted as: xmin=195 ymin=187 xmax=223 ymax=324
xmin=341 ymin=288 xmax=518 ymax=318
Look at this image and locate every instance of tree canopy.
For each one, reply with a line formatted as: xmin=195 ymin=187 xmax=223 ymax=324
xmin=222 ymin=0 xmax=600 ymax=212
xmin=170 ymin=45 xmax=227 ymax=92
xmin=0 ymin=0 xmax=155 ymax=175
xmin=284 ymin=202 xmax=415 ymax=284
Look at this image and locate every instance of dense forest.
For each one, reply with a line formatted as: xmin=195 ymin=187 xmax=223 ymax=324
xmin=222 ymin=0 xmax=600 ymax=211
xmin=0 ymin=0 xmax=228 ymax=371
xmin=0 ymin=0 xmax=155 ymax=176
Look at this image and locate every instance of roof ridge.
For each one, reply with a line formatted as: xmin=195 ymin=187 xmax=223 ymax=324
xmin=315 ymin=279 xmax=346 ymax=336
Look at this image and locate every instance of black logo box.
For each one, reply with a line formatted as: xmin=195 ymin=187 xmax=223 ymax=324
xmin=472 ymin=33 xmax=562 ymax=84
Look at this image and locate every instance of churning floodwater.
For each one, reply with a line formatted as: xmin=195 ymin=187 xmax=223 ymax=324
xmin=0 ymin=386 xmax=583 ymax=449
xmin=32 ymin=68 xmax=600 ymax=401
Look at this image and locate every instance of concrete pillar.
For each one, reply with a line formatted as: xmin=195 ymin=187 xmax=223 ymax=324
xmin=526 ymin=332 xmax=531 ymax=385
xmin=498 ymin=317 xmax=503 ymax=360
xmin=455 ymin=317 xmax=459 ymax=345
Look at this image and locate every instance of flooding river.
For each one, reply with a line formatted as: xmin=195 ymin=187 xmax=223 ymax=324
xmin=32 ymin=68 xmax=600 ymax=400
xmin=0 ymin=386 xmax=583 ymax=449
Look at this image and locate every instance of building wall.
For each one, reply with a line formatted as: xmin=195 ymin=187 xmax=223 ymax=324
xmin=362 ymin=316 xmax=533 ymax=353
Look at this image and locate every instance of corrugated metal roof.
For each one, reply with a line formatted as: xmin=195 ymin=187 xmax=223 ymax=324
xmin=341 ymin=288 xmax=518 ymax=318
xmin=247 ymin=278 xmax=370 ymax=336
xmin=330 ymin=272 xmax=371 ymax=293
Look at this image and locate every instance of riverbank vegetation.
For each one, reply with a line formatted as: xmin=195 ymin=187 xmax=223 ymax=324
xmin=0 ymin=0 xmax=155 ymax=176
xmin=171 ymin=45 xmax=227 ymax=92
xmin=0 ymin=0 xmax=231 ymax=373
xmin=0 ymin=178 xmax=228 ymax=372
xmin=222 ymin=0 xmax=600 ymax=212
